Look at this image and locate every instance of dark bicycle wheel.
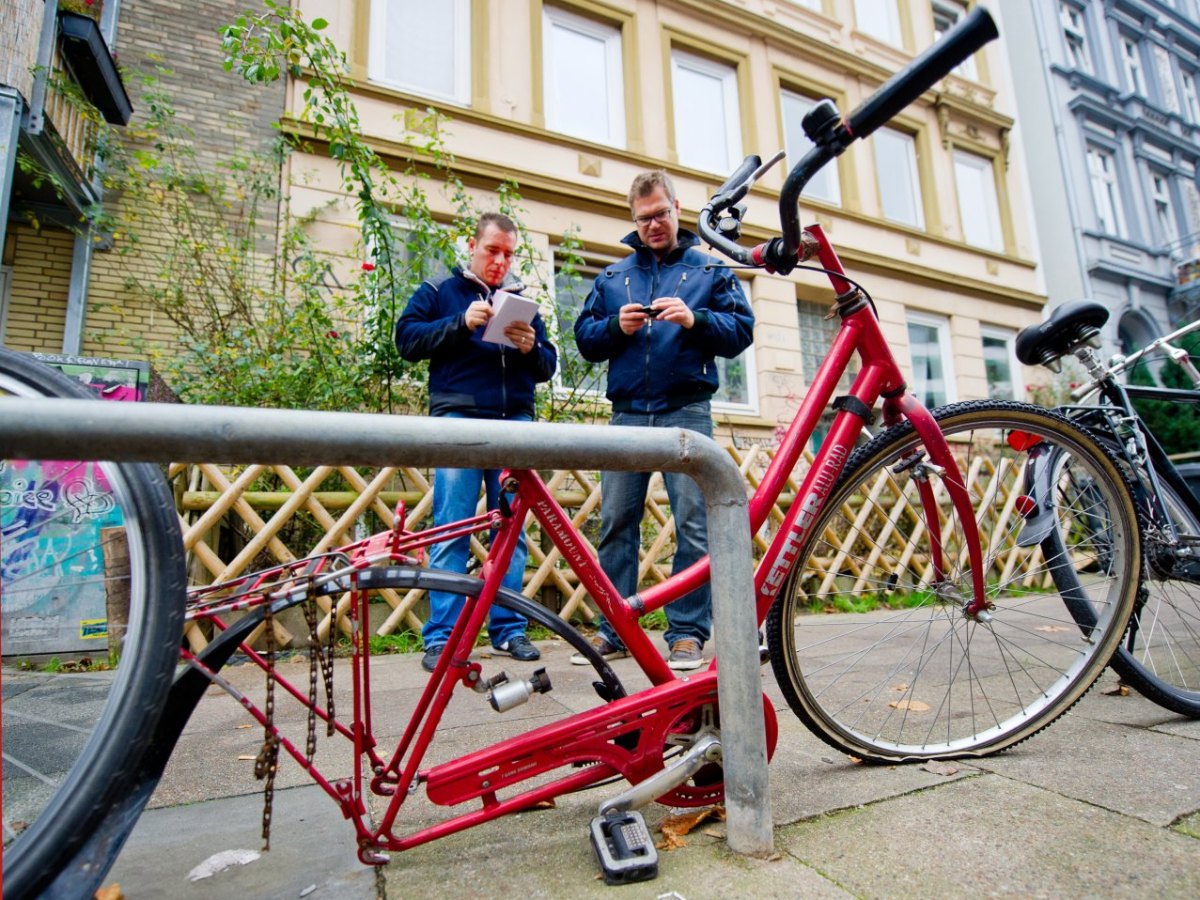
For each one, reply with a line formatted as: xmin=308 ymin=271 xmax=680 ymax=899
xmin=766 ymin=401 xmax=1140 ymax=762
xmin=1106 ymin=469 xmax=1200 ymax=716
xmin=1 ymin=348 xmax=186 ymax=899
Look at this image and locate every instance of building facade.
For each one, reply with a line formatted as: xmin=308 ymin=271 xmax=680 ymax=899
xmin=1 ymin=0 xmax=132 ymax=353
xmin=5 ymin=0 xmax=1048 ymax=438
xmin=287 ymin=0 xmax=1045 ymax=439
xmin=1002 ymin=0 xmax=1200 ymax=355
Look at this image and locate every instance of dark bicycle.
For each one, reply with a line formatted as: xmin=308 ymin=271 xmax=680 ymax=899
xmin=1017 ymin=301 xmax=1200 ymax=717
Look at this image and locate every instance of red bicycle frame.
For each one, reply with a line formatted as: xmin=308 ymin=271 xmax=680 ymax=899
xmin=184 ymin=225 xmax=988 ymax=864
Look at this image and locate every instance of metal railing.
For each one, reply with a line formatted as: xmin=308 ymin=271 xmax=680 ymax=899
xmin=0 ymin=397 xmax=773 ymax=855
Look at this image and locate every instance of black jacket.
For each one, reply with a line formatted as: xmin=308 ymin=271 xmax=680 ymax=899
xmin=394 ymin=268 xmax=557 ymax=418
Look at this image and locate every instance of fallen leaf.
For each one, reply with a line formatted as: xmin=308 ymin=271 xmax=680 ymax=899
xmin=891 ymin=682 xmax=909 ymax=692
xmin=236 ymin=724 xmax=253 ymax=730
xmin=658 ymin=805 xmax=726 ymax=850
xmin=95 ymin=884 xmax=124 ymax=900
xmin=888 ymin=699 xmax=930 ymax=712
xmin=528 ymin=799 xmax=556 ymax=810
xmin=919 ymin=760 xmax=959 ymax=777
xmin=1101 ymin=684 xmax=1131 ymax=697
xmin=848 ymin=755 xmax=863 ymax=765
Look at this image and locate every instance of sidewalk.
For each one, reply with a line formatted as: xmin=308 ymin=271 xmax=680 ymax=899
xmin=106 ymin=635 xmax=1200 ymax=898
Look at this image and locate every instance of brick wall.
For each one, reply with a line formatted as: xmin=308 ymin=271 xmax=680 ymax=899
xmin=77 ymin=0 xmax=286 ymax=359
xmin=4 ymin=225 xmax=73 ymax=354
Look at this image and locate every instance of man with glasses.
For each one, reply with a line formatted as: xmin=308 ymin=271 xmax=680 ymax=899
xmin=572 ymin=170 xmax=754 ymax=670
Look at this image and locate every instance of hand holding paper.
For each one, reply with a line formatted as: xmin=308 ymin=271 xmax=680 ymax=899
xmin=482 ymin=291 xmax=540 ymax=349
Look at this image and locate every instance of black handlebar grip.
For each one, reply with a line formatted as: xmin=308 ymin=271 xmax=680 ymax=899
xmin=846 ymin=6 xmax=998 ymax=140
xmin=713 ymin=154 xmax=762 ymax=204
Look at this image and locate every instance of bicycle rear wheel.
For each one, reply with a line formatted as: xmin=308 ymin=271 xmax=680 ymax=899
xmin=1 ymin=348 xmax=186 ymax=899
xmin=766 ymin=400 xmax=1140 ymax=762
xmin=1108 ymin=476 xmax=1200 ymax=716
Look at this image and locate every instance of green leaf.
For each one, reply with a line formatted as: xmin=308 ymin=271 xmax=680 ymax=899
xmin=312 ymin=18 xmax=328 ymax=30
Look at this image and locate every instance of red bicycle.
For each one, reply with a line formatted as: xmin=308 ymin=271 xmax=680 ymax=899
xmin=1 ymin=8 xmax=1142 ymax=896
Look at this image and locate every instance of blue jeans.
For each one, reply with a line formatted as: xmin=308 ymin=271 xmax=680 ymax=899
xmin=423 ymin=413 xmax=530 ymax=650
xmin=596 ymin=402 xmax=713 ymax=650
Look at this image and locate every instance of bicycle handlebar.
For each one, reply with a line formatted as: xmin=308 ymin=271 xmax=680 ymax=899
xmin=845 ymin=7 xmax=999 ymax=140
xmin=1070 ymin=318 xmax=1200 ymax=401
xmin=699 ymin=6 xmax=999 ymax=274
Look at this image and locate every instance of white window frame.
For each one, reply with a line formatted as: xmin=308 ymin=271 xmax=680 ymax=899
xmin=1122 ymin=38 xmax=1146 ymax=95
xmin=854 ymin=0 xmax=902 ymax=47
xmin=711 ymin=344 xmax=759 ymax=415
xmin=1151 ymin=172 xmax=1179 ymax=246
xmin=980 ymin=325 xmax=1022 ymax=401
xmin=670 ymin=49 xmax=742 ymax=174
xmin=781 ymin=90 xmax=841 ymax=206
xmin=875 ymin=127 xmax=925 ymax=230
xmin=542 ymin=6 xmax=626 ymax=148
xmin=932 ymin=0 xmax=978 ymax=80
xmin=368 ymin=0 xmax=471 ymax=105
xmin=1182 ymin=71 xmax=1200 ymax=123
xmin=1087 ymin=145 xmax=1128 ymax=237
xmin=1059 ymin=2 xmax=1092 ymax=74
xmin=906 ymin=311 xmax=957 ymax=407
xmin=953 ymin=149 xmax=1004 ymax=252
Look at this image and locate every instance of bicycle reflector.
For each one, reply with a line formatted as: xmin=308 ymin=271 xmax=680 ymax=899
xmin=1007 ymin=430 xmax=1041 ymax=452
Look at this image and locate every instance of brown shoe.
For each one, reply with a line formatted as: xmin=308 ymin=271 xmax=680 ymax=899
xmin=667 ymin=638 xmax=704 ymax=671
xmin=570 ymin=634 xmax=629 ymax=665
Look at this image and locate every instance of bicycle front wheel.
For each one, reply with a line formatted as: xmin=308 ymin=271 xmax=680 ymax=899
xmin=1 ymin=348 xmax=186 ymax=898
xmin=766 ymin=400 xmax=1140 ymax=762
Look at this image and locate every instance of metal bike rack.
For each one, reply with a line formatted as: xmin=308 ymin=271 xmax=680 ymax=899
xmin=0 ymin=398 xmax=773 ymax=855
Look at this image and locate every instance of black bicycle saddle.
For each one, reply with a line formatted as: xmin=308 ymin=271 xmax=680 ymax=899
xmin=1015 ymin=300 xmax=1110 ymax=367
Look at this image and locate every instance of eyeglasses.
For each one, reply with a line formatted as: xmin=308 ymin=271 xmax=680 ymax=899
xmin=633 ymin=206 xmax=675 ymax=228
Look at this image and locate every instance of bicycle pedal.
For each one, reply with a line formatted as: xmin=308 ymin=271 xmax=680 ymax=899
xmin=589 ymin=810 xmax=658 ymax=885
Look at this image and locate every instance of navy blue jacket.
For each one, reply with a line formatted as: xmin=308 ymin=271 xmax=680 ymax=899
xmin=573 ymin=229 xmax=754 ymax=413
xmin=395 ymin=267 xmax=557 ymax=419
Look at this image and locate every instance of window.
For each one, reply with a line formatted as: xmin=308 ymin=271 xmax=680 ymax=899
xmin=907 ymin=312 xmax=956 ymax=407
xmin=854 ymin=0 xmax=902 ymax=46
xmin=1122 ymin=38 xmax=1145 ymax=95
xmin=932 ymin=0 xmax=977 ymax=80
xmin=712 ymin=346 xmax=757 ymax=412
xmin=875 ymin=127 xmax=925 ymax=229
xmin=1152 ymin=173 xmax=1179 ymax=247
xmin=1087 ymin=146 xmax=1127 ymax=237
xmin=1182 ymin=71 xmax=1200 ymax=122
xmin=543 ymin=7 xmax=625 ymax=147
xmin=980 ymin=326 xmax=1020 ymax=401
xmin=368 ymin=0 xmax=470 ymax=104
xmin=781 ymin=90 xmax=841 ymax=205
xmin=953 ymin=150 xmax=1003 ymax=251
xmin=552 ymin=254 xmax=608 ymax=398
xmin=671 ymin=50 xmax=742 ymax=174
xmin=797 ymin=300 xmax=856 ymax=447
xmin=1059 ymin=2 xmax=1092 ymax=74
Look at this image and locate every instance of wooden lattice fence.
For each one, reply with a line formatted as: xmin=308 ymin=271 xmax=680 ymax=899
xmin=173 ymin=442 xmax=1045 ymax=650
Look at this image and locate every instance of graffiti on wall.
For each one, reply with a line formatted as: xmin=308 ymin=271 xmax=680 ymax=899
xmin=1 ymin=355 xmax=146 ymax=656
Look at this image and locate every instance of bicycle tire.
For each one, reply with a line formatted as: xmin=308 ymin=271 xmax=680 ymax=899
xmin=1102 ymin=466 xmax=1200 ymax=716
xmin=766 ymin=400 xmax=1140 ymax=762
xmin=1 ymin=348 xmax=187 ymax=899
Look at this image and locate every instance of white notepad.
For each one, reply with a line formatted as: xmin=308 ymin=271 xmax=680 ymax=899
xmin=481 ymin=291 xmax=539 ymax=348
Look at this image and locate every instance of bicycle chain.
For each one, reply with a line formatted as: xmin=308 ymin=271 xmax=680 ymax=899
xmin=254 ymin=600 xmax=280 ymax=851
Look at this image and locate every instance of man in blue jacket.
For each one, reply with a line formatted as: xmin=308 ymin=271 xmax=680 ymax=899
xmin=395 ymin=212 xmax=557 ymax=672
xmin=572 ymin=171 xmax=754 ymax=670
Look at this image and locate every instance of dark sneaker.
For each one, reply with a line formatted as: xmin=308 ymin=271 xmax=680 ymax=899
xmin=570 ymin=634 xmax=629 ymax=665
xmin=421 ymin=645 xmax=444 ymax=673
xmin=492 ymin=634 xmax=540 ymax=662
xmin=667 ymin=639 xmax=704 ymax=671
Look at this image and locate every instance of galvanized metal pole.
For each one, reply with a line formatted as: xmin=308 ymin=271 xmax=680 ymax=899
xmin=0 ymin=398 xmax=774 ymax=854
